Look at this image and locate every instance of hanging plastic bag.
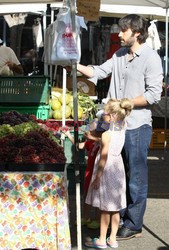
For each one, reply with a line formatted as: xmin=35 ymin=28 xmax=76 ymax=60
xmin=51 ymin=8 xmax=79 ymax=65
xmin=57 ymin=24 xmax=78 ymax=60
xmin=0 ymin=64 xmax=13 ymax=76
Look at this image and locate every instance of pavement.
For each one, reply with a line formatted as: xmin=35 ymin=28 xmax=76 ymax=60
xmin=67 ymin=149 xmax=169 ymax=250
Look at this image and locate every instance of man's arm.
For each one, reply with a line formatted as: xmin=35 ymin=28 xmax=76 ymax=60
xmin=77 ymin=64 xmax=94 ymax=78
xmin=130 ymin=95 xmax=149 ymax=107
xmin=6 ymin=61 xmax=23 ymax=75
xmin=7 ymin=47 xmax=24 ymax=75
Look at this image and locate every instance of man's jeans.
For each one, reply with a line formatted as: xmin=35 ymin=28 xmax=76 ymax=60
xmin=122 ymin=124 xmax=152 ymax=231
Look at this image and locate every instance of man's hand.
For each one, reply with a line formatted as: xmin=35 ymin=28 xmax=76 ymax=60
xmin=5 ymin=61 xmax=14 ymax=70
xmin=64 ymin=66 xmax=72 ymax=72
xmin=5 ymin=61 xmax=23 ymax=74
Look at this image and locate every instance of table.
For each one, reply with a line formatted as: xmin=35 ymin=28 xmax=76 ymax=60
xmin=0 ymin=166 xmax=71 ymax=250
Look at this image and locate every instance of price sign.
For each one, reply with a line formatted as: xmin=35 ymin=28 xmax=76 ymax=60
xmin=77 ymin=0 xmax=100 ymax=21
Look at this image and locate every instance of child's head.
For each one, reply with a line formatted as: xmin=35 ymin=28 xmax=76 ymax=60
xmin=85 ymin=118 xmax=107 ymax=137
xmin=87 ymin=118 xmax=98 ymax=132
xmin=103 ymin=98 xmax=133 ymax=121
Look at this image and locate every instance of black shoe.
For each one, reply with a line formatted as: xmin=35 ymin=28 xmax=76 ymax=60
xmin=116 ymin=226 xmax=142 ymax=240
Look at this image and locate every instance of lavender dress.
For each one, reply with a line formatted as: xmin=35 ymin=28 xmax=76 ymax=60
xmin=85 ymin=128 xmax=126 ymax=211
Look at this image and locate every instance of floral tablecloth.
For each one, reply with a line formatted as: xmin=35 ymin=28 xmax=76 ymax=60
xmin=0 ymin=172 xmax=71 ymax=250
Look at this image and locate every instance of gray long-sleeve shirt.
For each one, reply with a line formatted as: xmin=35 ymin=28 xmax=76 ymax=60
xmin=89 ymin=43 xmax=163 ymax=129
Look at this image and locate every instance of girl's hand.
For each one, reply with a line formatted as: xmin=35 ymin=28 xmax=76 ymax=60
xmin=60 ymin=126 xmax=71 ymax=136
xmin=92 ymin=177 xmax=100 ymax=189
xmin=84 ymin=132 xmax=94 ymax=140
xmin=84 ymin=131 xmax=90 ymax=138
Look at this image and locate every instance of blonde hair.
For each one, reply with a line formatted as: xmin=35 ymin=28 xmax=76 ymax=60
xmin=104 ymin=98 xmax=133 ymax=120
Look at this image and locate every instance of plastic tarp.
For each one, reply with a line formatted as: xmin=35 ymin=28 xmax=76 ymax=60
xmin=0 ymin=0 xmax=58 ymax=3
xmin=50 ymin=0 xmax=168 ymax=20
xmin=0 ymin=4 xmax=47 ymax=14
xmin=0 ymin=1 xmax=168 ymax=21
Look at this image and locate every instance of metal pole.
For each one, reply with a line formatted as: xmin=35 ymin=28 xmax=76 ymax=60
xmin=70 ymin=0 xmax=82 ymax=249
xmin=3 ymin=18 xmax=6 ymax=46
xmin=43 ymin=10 xmax=48 ymax=75
xmin=164 ymin=7 xmax=168 ymax=154
xmin=62 ymin=68 xmax=67 ymax=128
xmin=49 ymin=9 xmax=55 ymax=84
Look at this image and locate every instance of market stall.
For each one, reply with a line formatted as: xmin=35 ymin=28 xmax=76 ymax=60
xmin=1 ymin=1 xmax=81 ymax=249
xmin=0 ymin=109 xmax=71 ymax=248
xmin=0 ymin=165 xmax=71 ymax=249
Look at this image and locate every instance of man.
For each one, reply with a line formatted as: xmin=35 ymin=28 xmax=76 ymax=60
xmin=77 ymin=14 xmax=163 ymax=240
xmin=0 ymin=38 xmax=23 ymax=75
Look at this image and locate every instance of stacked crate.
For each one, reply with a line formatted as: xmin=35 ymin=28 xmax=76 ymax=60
xmin=150 ymin=129 xmax=169 ymax=149
xmin=0 ymin=76 xmax=50 ymax=119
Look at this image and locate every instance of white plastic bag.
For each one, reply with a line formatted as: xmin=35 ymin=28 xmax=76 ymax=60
xmin=57 ymin=24 xmax=78 ymax=61
xmin=51 ymin=8 xmax=79 ymax=64
xmin=0 ymin=64 xmax=13 ymax=76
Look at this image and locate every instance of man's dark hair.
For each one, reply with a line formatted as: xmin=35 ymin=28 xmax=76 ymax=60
xmin=118 ymin=14 xmax=148 ymax=44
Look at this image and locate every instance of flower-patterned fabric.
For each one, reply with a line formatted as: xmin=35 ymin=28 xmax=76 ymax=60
xmin=0 ymin=172 xmax=71 ymax=250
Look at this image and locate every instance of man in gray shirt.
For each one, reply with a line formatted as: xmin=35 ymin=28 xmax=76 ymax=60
xmin=77 ymin=14 xmax=163 ymax=242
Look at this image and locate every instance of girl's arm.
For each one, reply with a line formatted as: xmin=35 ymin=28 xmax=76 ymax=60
xmin=62 ymin=130 xmax=85 ymax=149
xmin=92 ymin=132 xmax=110 ymax=189
xmin=63 ymin=130 xmax=74 ymax=144
xmin=84 ymin=132 xmax=101 ymax=142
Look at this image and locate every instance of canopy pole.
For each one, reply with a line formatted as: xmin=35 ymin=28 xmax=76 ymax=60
xmin=62 ymin=68 xmax=67 ymax=128
xmin=164 ymin=7 xmax=168 ymax=155
xmin=43 ymin=11 xmax=48 ymax=75
xmin=3 ymin=18 xmax=6 ymax=46
xmin=71 ymin=0 xmax=82 ymax=249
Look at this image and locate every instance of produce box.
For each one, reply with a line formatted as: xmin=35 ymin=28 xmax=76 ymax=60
xmin=47 ymin=119 xmax=84 ymax=127
xmin=0 ymin=76 xmax=50 ymax=104
xmin=0 ymin=166 xmax=71 ymax=249
xmin=150 ymin=129 xmax=169 ymax=149
xmin=67 ymin=76 xmax=97 ymax=96
xmin=0 ymin=104 xmax=50 ymax=120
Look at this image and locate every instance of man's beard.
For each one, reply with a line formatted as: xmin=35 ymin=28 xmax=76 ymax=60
xmin=120 ymin=36 xmax=135 ymax=47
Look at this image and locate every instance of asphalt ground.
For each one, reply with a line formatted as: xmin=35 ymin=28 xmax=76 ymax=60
xmin=67 ymin=149 xmax=169 ymax=250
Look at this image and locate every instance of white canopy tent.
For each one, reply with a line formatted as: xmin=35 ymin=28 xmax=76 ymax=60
xmin=0 ymin=0 xmax=60 ymax=3
xmin=0 ymin=4 xmax=47 ymax=14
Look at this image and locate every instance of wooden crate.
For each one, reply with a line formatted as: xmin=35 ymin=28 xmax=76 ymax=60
xmin=67 ymin=76 xmax=97 ymax=96
xmin=150 ymin=129 xmax=169 ymax=149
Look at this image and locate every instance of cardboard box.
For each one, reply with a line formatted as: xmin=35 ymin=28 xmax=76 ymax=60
xmin=67 ymin=76 xmax=97 ymax=96
xmin=150 ymin=129 xmax=169 ymax=149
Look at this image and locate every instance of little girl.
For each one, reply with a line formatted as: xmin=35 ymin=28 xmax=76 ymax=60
xmin=85 ymin=98 xmax=133 ymax=249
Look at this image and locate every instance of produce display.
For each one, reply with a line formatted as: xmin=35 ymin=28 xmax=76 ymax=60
xmin=50 ymin=87 xmax=97 ymax=120
xmin=0 ymin=111 xmax=65 ymax=164
xmin=0 ymin=111 xmax=35 ymax=126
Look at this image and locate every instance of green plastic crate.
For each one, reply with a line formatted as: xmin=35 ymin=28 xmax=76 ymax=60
xmin=0 ymin=105 xmax=50 ymax=120
xmin=0 ymin=76 xmax=50 ymax=104
xmin=64 ymin=129 xmax=86 ymax=165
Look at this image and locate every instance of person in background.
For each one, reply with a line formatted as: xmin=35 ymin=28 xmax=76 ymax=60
xmin=85 ymin=98 xmax=133 ymax=249
xmin=77 ymin=14 xmax=163 ymax=240
xmin=0 ymin=38 xmax=23 ymax=75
